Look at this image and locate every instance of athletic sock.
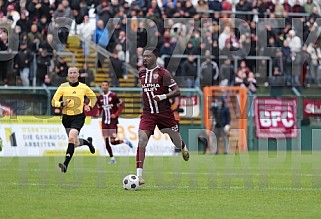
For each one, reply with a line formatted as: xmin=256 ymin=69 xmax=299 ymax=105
xmin=105 ymin=138 xmax=114 ymax=157
xmin=137 ymin=168 xmax=143 ymax=177
xmin=182 ymin=140 xmax=187 ymax=150
xmin=64 ymin=143 xmax=75 ymax=168
xmin=136 ymin=147 xmax=146 ymax=169
xmin=79 ymin=138 xmax=89 ymax=146
xmin=110 ymin=140 xmax=121 ymax=145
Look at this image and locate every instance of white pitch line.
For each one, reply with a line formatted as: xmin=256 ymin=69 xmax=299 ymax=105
xmin=1 ymin=182 xmax=321 ymax=191
xmin=1 ymin=168 xmax=321 ymax=177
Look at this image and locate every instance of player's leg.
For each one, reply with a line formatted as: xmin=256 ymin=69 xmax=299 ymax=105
xmin=59 ymin=128 xmax=79 ymax=173
xmin=161 ymin=126 xmax=189 ymax=161
xmin=136 ymin=114 xmax=156 ymax=185
xmin=102 ymin=123 xmax=116 ymax=164
xmin=136 ymin=129 xmax=152 ymax=185
xmin=222 ymin=128 xmax=229 ymax=154
xmin=158 ymin=114 xmax=190 ymax=161
xmin=73 ymin=114 xmax=95 ymax=154
xmin=214 ymin=127 xmax=221 ymax=154
xmin=109 ymin=123 xmax=133 ymax=148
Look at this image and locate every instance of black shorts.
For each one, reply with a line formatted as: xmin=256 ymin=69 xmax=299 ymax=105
xmin=62 ymin=113 xmax=86 ymax=132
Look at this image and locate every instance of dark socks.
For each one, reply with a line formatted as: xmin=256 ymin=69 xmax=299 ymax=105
xmin=64 ymin=143 xmax=75 ymax=168
xmin=110 ymin=140 xmax=121 ymax=145
xmin=105 ymin=138 xmax=114 ymax=157
xmin=182 ymin=140 xmax=186 ymax=150
xmin=79 ymin=138 xmax=89 ymax=146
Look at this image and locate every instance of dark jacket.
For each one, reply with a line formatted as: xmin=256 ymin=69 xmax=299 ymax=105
xmin=14 ymin=48 xmax=33 ymax=69
xmin=211 ymin=100 xmax=231 ymax=128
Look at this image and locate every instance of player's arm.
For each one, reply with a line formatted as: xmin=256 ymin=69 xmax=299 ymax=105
xmin=113 ymin=97 xmax=125 ymax=118
xmin=153 ymin=70 xmax=180 ymax=101
xmin=85 ymin=86 xmax=97 ymax=108
xmin=51 ymin=87 xmax=69 ymax=107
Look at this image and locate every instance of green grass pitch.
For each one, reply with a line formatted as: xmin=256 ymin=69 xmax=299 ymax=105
xmin=1 ymin=151 xmax=321 ymax=219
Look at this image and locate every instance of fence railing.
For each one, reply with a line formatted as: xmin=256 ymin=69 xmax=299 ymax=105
xmin=0 ymin=86 xmax=203 ymax=117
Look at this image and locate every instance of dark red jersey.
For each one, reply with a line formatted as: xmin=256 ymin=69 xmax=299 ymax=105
xmin=96 ymin=91 xmax=124 ymax=124
xmin=139 ymin=66 xmax=177 ymax=114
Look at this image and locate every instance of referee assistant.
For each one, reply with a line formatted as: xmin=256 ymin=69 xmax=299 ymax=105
xmin=52 ymin=66 xmax=97 ymax=173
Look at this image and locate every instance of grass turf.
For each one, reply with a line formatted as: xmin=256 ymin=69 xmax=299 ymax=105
xmin=1 ymin=151 xmax=321 ymax=219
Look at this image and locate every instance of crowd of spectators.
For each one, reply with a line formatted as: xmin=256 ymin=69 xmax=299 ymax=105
xmin=0 ymin=0 xmax=320 ymax=94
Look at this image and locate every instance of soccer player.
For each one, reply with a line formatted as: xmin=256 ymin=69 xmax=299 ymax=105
xmin=136 ymin=48 xmax=190 ymax=185
xmin=52 ymin=66 xmax=97 ymax=173
xmin=96 ymin=81 xmax=133 ymax=164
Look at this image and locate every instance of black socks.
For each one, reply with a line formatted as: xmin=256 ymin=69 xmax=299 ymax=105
xmin=64 ymin=143 xmax=75 ymax=168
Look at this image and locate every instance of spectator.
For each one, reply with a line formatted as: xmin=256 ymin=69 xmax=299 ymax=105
xmin=27 ymin=0 xmax=41 ymax=22
xmin=247 ymin=72 xmax=257 ymax=94
xmin=220 ymin=58 xmax=235 ymax=86
xmin=180 ymin=54 xmax=197 ymax=88
xmin=287 ymin=30 xmax=302 ymax=53
xmin=292 ymin=0 xmax=305 ymax=15
xmin=268 ymin=66 xmax=285 ymax=97
xmin=115 ymin=44 xmax=125 ymax=62
xmin=196 ymin=0 xmax=208 ymax=11
xmin=218 ymin=26 xmax=230 ymax=50
xmin=306 ymin=42 xmax=321 ymax=87
xmin=39 ymin=34 xmax=55 ymax=59
xmin=159 ymin=41 xmax=173 ymax=58
xmin=183 ymin=0 xmax=197 ymax=18
xmin=109 ymin=50 xmax=124 ymax=86
xmin=52 ymin=56 xmax=68 ymax=86
xmin=238 ymin=60 xmax=253 ymax=77
xmin=52 ymin=3 xmax=68 ymax=19
xmin=274 ymin=0 xmax=284 ymax=18
xmin=55 ymin=56 xmax=68 ymax=77
xmin=235 ymin=69 xmax=248 ymax=87
xmin=283 ymin=0 xmax=292 ymax=13
xmin=37 ymin=15 xmax=49 ymax=37
xmin=208 ymin=0 xmax=222 ymax=11
xmin=79 ymin=63 xmax=94 ymax=86
xmin=304 ymin=0 xmax=315 ymax=14
xmin=94 ymin=19 xmax=109 ymax=67
xmin=200 ymin=51 xmax=219 ymax=87
xmin=94 ymin=19 xmax=109 ymax=48
xmin=36 ymin=49 xmax=51 ymax=86
xmin=14 ymin=42 xmax=33 ymax=86
xmin=211 ymin=97 xmax=231 ymax=154
xmin=27 ymin=24 xmax=43 ymax=49
xmin=235 ymin=0 xmax=252 ymax=21
xmin=39 ymin=0 xmax=52 ymax=21
xmin=6 ymin=4 xmax=20 ymax=29
xmin=0 ymin=31 xmax=10 ymax=86
xmin=95 ymin=1 xmax=111 ymax=25
xmin=282 ymin=40 xmax=292 ymax=86
xmin=184 ymin=41 xmax=198 ymax=55
xmin=292 ymin=51 xmax=302 ymax=87
xmin=16 ymin=11 xmax=29 ymax=35
xmin=78 ymin=16 xmax=95 ymax=57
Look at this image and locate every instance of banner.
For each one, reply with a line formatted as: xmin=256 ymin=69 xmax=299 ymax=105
xmin=303 ymin=98 xmax=321 ymax=117
xmin=179 ymin=96 xmax=200 ymax=117
xmin=0 ymin=103 xmax=13 ymax=117
xmin=0 ymin=116 xmax=175 ymax=157
xmin=254 ymin=98 xmax=298 ymax=139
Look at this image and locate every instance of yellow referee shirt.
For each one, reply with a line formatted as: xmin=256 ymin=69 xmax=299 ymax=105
xmin=51 ymin=82 xmax=97 ymax=116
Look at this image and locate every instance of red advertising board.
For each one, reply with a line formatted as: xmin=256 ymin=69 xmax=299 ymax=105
xmin=254 ymin=98 xmax=298 ymax=139
xmin=303 ymin=99 xmax=321 ymax=117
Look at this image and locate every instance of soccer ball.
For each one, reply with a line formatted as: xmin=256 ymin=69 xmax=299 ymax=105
xmin=123 ymin=175 xmax=140 ymax=190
